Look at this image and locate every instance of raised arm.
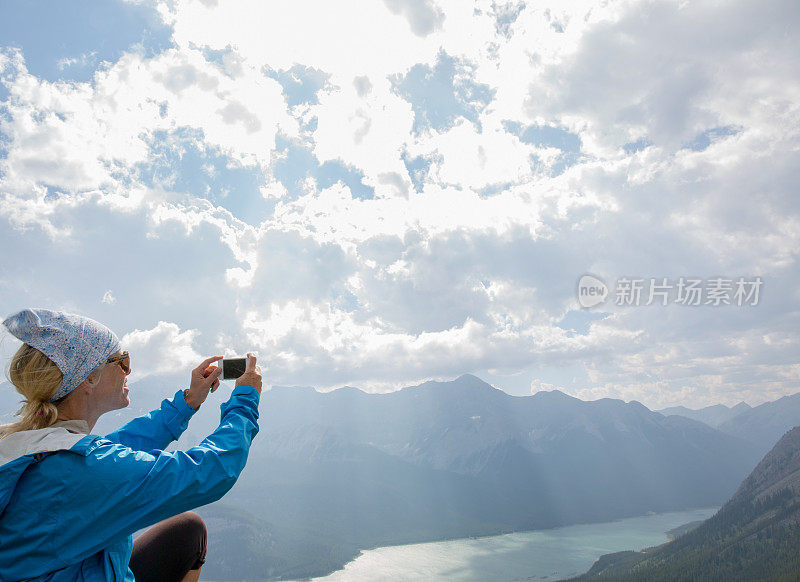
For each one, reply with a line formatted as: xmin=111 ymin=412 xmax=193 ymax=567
xmin=103 ymin=389 xmax=197 ymax=451
xmin=103 ymin=356 xmax=224 ymax=450
xmin=50 ymin=381 xmax=261 ymax=568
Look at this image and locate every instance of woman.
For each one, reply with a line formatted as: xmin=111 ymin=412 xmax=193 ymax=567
xmin=0 ymin=308 xmax=262 ymax=581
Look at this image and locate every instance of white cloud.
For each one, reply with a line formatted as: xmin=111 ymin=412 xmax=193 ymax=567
xmin=411 ymin=118 xmax=535 ymax=189
xmin=237 ymin=298 xmax=632 ymax=389
xmin=165 ymin=0 xmax=442 ymax=82
xmin=56 ymin=52 xmax=97 ymax=71
xmin=525 ymin=0 xmax=800 ymax=154
xmin=121 ymin=321 xmax=202 ymax=380
xmin=383 ymin=0 xmax=446 ymax=37
xmin=0 ymin=46 xmax=295 ymax=208
xmin=312 ymin=76 xmax=414 ymax=194
xmin=530 ymin=379 xmax=562 ymax=395
xmin=0 ymin=0 xmax=797 ymax=409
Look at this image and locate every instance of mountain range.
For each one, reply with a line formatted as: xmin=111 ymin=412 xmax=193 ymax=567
xmin=2 ymin=375 xmax=799 ymax=580
xmin=657 ymin=402 xmax=752 ymax=428
xmin=184 ymin=375 xmax=766 ymax=580
xmin=658 ymin=394 xmax=800 ymax=457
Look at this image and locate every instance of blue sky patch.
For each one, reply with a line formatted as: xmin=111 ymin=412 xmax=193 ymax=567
xmin=318 ymin=159 xmax=374 ymax=200
xmin=476 ymin=181 xmax=515 ymax=197
xmin=550 ymin=152 xmax=586 ymax=177
xmin=556 ymin=310 xmax=611 ymax=336
xmin=0 ymin=0 xmax=172 ymax=83
xmin=530 ymin=152 xmax=586 ymax=178
xmin=201 ymin=45 xmax=241 ymax=79
xmin=493 ymin=1 xmax=526 ymax=38
xmin=271 ymin=137 xmax=316 ymax=196
xmin=301 ymin=115 xmax=319 ymax=133
xmin=623 ymin=137 xmax=651 ymax=154
xmin=332 ymin=288 xmax=360 ymax=312
xmin=392 ymin=50 xmax=494 ymax=135
xmin=201 ymin=46 xmax=231 ymax=69
xmin=0 ymin=105 xmax=9 ymax=162
xmin=272 ymin=136 xmax=374 ymax=200
xmin=0 ymin=74 xmax=9 ymax=103
xmin=265 ymin=65 xmax=330 ymax=107
xmin=684 ymin=125 xmax=741 ymax=152
xmin=402 ymin=150 xmax=440 ymax=193
xmin=505 ymin=121 xmax=582 ymax=152
xmin=43 ymin=185 xmax=62 ymax=202
xmin=505 ymin=121 xmax=585 ymax=176
xmin=137 ymin=128 xmax=272 ymax=226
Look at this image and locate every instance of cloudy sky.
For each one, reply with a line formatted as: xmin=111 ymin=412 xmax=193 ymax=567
xmin=0 ymin=0 xmax=797 ymax=408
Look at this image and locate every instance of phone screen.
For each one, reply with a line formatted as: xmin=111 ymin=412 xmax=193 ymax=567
xmin=221 ymin=357 xmax=247 ymax=380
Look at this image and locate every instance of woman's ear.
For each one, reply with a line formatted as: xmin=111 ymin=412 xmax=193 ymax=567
xmin=75 ymin=380 xmax=94 ymax=397
xmin=78 ymin=367 xmax=103 ymax=394
xmin=55 ymin=380 xmax=91 ymax=411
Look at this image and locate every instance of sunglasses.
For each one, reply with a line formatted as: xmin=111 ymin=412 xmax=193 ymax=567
xmin=106 ymin=351 xmax=131 ymax=374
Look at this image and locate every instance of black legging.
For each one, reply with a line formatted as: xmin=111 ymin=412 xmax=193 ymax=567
xmin=129 ymin=512 xmax=207 ymax=582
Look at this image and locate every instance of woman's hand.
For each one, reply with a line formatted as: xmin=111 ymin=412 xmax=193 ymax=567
xmin=185 ymin=356 xmax=223 ymax=411
xmin=235 ymin=352 xmax=262 ymax=394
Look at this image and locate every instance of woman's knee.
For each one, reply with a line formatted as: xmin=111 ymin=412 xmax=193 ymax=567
xmin=182 ymin=512 xmax=207 ymax=570
xmin=130 ymin=511 xmax=208 ymax=580
xmin=175 ymin=511 xmax=207 ymax=543
xmin=179 ymin=511 xmax=206 ymax=531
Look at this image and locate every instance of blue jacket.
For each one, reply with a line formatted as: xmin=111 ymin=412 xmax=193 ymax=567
xmin=0 ymin=384 xmax=260 ymax=581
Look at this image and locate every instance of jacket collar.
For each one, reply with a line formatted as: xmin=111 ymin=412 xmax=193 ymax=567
xmin=51 ymin=419 xmax=91 ymax=434
xmin=0 ymin=425 xmax=90 ymax=467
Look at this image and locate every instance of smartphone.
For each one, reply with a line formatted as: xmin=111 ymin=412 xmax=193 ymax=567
xmin=221 ymin=357 xmax=247 ymax=380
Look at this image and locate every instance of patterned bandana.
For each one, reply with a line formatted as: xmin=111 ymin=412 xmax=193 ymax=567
xmin=2 ymin=308 xmax=121 ymax=402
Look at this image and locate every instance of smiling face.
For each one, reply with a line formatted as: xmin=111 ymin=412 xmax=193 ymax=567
xmin=95 ymin=349 xmax=132 ymax=412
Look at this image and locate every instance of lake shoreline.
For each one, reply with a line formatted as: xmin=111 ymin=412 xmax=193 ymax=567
xmin=322 ymin=504 xmax=719 ymax=560
xmin=300 ymin=506 xmax=720 ymax=582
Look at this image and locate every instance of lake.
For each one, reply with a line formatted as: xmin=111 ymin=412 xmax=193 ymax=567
xmin=302 ymin=507 xmax=718 ymax=582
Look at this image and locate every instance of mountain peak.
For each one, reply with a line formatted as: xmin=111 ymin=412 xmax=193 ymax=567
xmin=412 ymin=374 xmax=499 ymax=393
xmin=628 ymin=400 xmax=650 ymax=411
xmin=453 ymin=374 xmax=496 ymax=388
xmin=324 ymin=385 xmax=367 ymax=397
xmin=531 ymin=388 xmax=579 ymax=402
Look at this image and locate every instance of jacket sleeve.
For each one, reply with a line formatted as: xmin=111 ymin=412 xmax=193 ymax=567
xmin=103 ymin=389 xmax=197 ymax=451
xmin=54 ymin=384 xmax=260 ymax=560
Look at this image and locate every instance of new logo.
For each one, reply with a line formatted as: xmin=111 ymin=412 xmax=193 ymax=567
xmin=577 ymin=274 xmax=608 ymax=308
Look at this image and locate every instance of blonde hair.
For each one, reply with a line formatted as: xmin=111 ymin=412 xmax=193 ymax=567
xmin=0 ymin=343 xmax=105 ymax=439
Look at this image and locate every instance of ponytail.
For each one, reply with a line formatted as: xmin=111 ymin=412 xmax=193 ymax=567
xmin=0 ymin=398 xmax=61 ymax=437
xmin=1 ymin=344 xmax=64 ymax=439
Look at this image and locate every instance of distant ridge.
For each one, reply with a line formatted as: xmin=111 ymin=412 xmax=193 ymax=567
xmin=657 ymin=401 xmax=752 ymax=428
xmin=717 ymin=393 xmax=800 ymax=456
